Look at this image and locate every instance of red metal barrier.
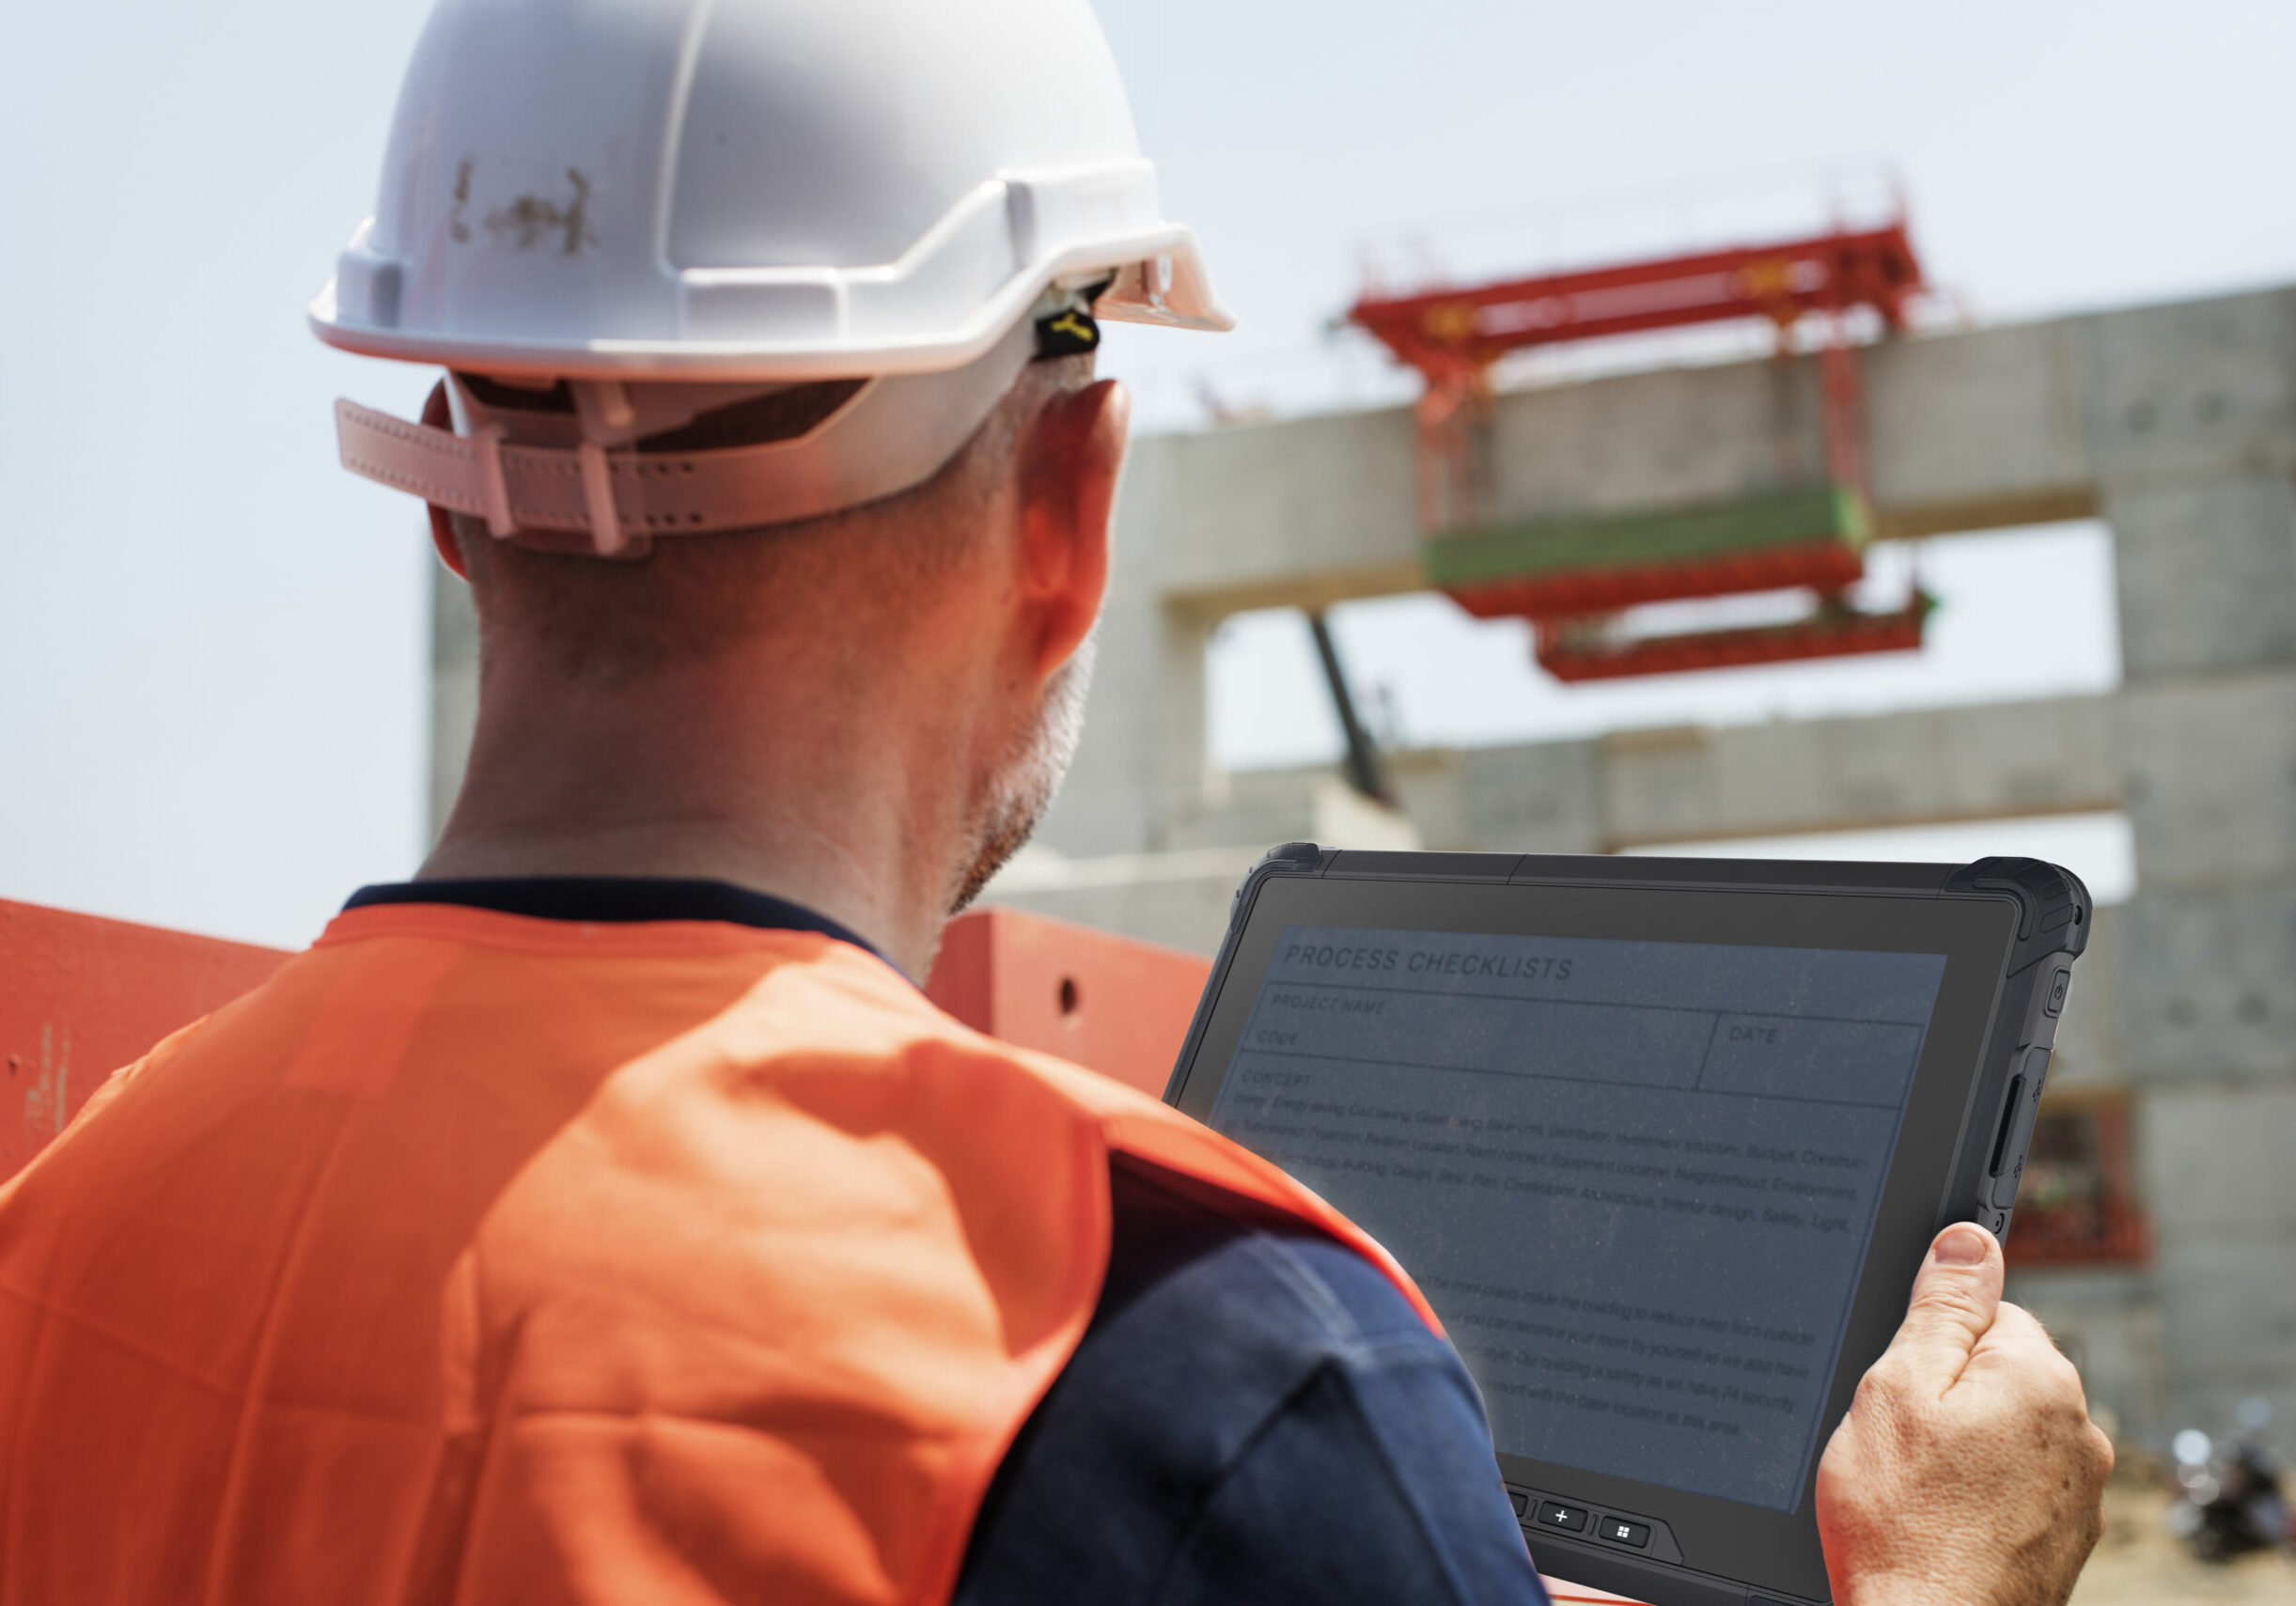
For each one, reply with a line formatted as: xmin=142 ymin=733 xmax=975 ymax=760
xmin=0 ymin=897 xmax=1210 ymax=1182
xmin=0 ymin=898 xmax=289 ymax=1182
xmin=926 ymin=905 xmax=1212 ymax=1099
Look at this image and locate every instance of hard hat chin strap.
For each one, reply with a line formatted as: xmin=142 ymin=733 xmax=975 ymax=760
xmin=337 ymin=315 xmax=1038 ymax=558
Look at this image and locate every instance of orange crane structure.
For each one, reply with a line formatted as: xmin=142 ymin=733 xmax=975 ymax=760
xmin=1348 ymin=219 xmax=1937 ymax=680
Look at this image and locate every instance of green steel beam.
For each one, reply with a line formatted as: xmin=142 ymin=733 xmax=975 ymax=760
xmin=1423 ymin=483 xmax=1872 ymax=589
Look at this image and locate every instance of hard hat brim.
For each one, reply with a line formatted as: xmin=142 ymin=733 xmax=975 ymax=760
xmin=311 ymin=212 xmax=1231 ymax=383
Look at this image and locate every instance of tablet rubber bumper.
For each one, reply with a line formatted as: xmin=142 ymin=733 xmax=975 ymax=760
xmin=1524 ymin=1531 xmax=1823 ymax=1606
xmin=1940 ymin=858 xmax=2090 ymax=1240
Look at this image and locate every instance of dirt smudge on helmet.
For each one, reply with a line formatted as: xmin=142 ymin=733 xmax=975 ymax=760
xmin=485 ymin=168 xmax=596 ymax=256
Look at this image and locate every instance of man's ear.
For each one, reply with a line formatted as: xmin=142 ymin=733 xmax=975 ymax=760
xmin=1016 ymin=377 xmax=1128 ymax=681
xmin=421 ymin=379 xmax=471 ymax=581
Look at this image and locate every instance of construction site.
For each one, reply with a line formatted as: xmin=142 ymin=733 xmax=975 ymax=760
xmin=8 ymin=0 xmax=2296 ymax=1596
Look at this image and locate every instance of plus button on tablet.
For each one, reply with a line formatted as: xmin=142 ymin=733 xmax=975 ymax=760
xmin=1535 ymin=1502 xmax=1589 ymax=1533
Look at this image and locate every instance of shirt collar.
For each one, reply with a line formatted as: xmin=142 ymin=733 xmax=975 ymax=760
xmin=343 ymin=877 xmax=886 ymax=964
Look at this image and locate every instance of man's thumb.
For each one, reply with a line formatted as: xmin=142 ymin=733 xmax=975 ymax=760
xmin=1889 ymin=1224 xmax=2005 ymax=1383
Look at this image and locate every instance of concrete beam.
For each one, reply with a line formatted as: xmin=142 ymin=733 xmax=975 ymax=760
xmin=1181 ymin=693 xmax=2121 ymax=855
xmin=1000 ymin=691 xmax=2124 ymax=953
xmin=1144 ymin=286 xmax=2296 ymax=622
xmin=1590 ymin=694 xmax=2120 ymax=849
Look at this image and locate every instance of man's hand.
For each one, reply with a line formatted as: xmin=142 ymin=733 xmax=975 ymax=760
xmin=1816 ymin=1223 xmax=2113 ymax=1606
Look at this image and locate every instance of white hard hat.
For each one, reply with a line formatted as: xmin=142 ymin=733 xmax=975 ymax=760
xmin=315 ymin=0 xmax=1230 ymax=556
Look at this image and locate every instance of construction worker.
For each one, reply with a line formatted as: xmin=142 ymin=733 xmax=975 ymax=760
xmin=0 ymin=2 xmax=2110 ymax=1602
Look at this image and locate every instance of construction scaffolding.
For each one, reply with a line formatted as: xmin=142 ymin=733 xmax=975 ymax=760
xmin=1349 ymin=220 xmax=1936 ymax=679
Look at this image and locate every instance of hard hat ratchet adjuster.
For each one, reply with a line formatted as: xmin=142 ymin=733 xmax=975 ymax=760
xmin=1033 ymin=279 xmax=1111 ymax=361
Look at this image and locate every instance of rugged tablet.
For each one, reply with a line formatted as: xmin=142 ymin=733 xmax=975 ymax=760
xmin=1164 ymin=846 xmax=2091 ymax=1606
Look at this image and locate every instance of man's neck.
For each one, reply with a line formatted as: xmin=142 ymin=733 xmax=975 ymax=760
xmin=419 ymin=648 xmax=983 ymax=981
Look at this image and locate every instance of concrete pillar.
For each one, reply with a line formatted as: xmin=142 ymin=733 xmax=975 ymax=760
xmin=2088 ymin=288 xmax=2296 ymax=1442
xmin=2110 ymin=476 xmax=2296 ymax=678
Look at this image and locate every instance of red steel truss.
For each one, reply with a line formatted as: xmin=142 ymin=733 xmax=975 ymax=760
xmin=1534 ymin=593 xmax=1933 ymax=683
xmin=1346 ymin=217 xmax=1934 ymax=679
xmin=1348 ymin=224 xmax=1923 ymax=389
xmin=1350 ymin=222 xmax=1923 ymax=532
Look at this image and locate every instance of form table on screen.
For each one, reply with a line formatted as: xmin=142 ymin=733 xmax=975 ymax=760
xmin=1207 ymin=925 xmax=1946 ymax=1512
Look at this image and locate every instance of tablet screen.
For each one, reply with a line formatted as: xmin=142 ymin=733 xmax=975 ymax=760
xmin=1204 ymin=924 xmax=1946 ymax=1514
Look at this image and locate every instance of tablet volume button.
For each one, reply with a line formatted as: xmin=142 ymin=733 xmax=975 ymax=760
xmin=2027 ymin=1013 xmax=2058 ymax=1052
xmin=1534 ymin=1501 xmax=1590 ymax=1534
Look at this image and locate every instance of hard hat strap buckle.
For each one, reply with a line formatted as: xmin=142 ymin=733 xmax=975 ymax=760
xmin=570 ymin=381 xmax=646 ymax=557
xmin=576 ymin=440 xmax=632 ymax=557
xmin=444 ymin=374 xmax=523 ymax=541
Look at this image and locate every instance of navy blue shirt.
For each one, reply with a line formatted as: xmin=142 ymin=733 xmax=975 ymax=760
xmin=958 ymin=1156 xmax=1547 ymax=1605
xmin=349 ymin=880 xmax=1548 ymax=1606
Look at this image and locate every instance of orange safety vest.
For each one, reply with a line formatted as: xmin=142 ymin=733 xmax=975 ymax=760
xmin=0 ymin=902 xmax=1437 ymax=1605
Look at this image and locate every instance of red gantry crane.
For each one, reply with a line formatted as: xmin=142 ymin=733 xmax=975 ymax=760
xmin=1347 ymin=218 xmax=1935 ymax=680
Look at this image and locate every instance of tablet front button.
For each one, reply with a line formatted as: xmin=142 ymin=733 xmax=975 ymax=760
xmin=1535 ymin=1502 xmax=1590 ymax=1533
xmin=1600 ymin=1518 xmax=1651 ymax=1548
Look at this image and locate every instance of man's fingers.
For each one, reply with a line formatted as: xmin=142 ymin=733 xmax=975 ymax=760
xmin=1882 ymin=1223 xmax=2005 ymax=1388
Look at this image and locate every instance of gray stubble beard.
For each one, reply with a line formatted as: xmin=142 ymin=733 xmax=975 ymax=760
xmin=945 ymin=626 xmax=1099 ymax=916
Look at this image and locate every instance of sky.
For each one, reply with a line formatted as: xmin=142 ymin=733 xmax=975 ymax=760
xmin=5 ymin=1 xmax=2295 ymax=946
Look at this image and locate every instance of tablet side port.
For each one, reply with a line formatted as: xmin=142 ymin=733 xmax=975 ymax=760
xmin=1988 ymin=1049 xmax=2052 ymax=1208
xmin=1988 ymin=1075 xmax=2027 ymax=1177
